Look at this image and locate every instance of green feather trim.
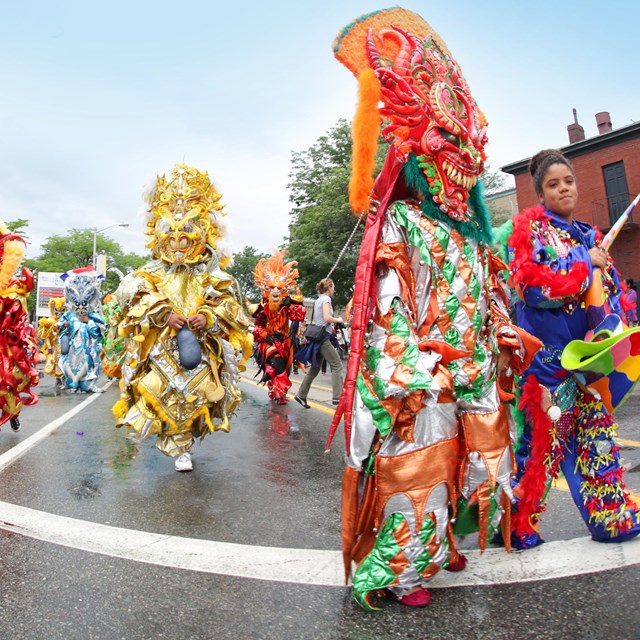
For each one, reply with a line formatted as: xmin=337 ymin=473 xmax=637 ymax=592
xmin=403 ymin=154 xmax=493 ymax=245
xmin=491 ymin=219 xmax=513 ymax=264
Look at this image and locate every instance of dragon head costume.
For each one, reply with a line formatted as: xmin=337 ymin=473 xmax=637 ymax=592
xmin=334 ymin=7 xmax=488 ymax=227
xmin=328 ymin=7 xmax=494 ymax=452
xmin=61 ymin=267 xmax=104 ymax=317
xmin=252 ymin=250 xmax=300 ymax=308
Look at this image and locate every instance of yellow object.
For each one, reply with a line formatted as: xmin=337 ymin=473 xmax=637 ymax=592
xmin=114 ymin=167 xmax=253 ymax=458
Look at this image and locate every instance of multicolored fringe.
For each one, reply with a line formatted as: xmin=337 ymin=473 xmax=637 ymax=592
xmin=569 ymin=393 xmax=640 ymax=539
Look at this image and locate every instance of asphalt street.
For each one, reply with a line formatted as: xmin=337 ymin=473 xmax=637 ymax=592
xmin=0 ymin=365 xmax=639 ymax=640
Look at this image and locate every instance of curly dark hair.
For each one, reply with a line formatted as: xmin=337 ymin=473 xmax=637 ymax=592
xmin=529 ymin=149 xmax=575 ymax=196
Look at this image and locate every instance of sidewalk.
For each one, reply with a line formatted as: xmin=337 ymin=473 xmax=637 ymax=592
xmin=242 ymin=361 xmax=341 ymax=412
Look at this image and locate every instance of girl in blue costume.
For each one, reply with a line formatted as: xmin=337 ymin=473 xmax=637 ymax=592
xmin=508 ymin=149 xmax=640 ymax=548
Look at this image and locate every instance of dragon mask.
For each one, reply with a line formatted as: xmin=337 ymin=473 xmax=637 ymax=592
xmin=334 ymin=7 xmax=488 ymax=222
xmin=253 ymin=250 xmax=299 ymax=306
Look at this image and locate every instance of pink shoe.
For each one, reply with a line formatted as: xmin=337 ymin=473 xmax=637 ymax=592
xmin=392 ymin=587 xmax=431 ymax=607
xmin=445 ymin=554 xmax=467 ymax=572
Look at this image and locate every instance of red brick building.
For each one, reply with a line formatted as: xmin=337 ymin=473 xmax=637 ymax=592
xmin=501 ymin=112 xmax=640 ymax=281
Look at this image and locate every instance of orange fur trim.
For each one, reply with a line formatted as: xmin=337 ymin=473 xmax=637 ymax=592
xmin=333 ymin=8 xmax=450 ymax=77
xmin=349 ymin=69 xmax=382 ymax=215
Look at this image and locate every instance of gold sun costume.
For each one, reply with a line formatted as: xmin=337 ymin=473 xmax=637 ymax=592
xmin=113 ymin=165 xmax=253 ymax=464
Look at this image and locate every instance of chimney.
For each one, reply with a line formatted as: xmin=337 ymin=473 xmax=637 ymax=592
xmin=567 ymin=108 xmax=585 ymax=144
xmin=595 ymin=111 xmax=612 ymax=134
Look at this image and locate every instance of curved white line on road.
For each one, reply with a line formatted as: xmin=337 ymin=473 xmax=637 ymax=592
xmin=0 ymin=379 xmax=638 ymax=588
xmin=0 ymin=499 xmax=638 ymax=587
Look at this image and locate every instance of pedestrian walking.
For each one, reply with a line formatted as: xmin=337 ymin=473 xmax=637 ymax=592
xmin=294 ymin=278 xmax=344 ymax=408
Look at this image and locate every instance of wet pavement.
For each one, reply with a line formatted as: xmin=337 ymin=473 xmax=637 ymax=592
xmin=0 ymin=366 xmax=639 ymax=639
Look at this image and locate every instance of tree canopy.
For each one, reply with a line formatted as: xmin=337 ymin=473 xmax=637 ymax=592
xmin=228 ymin=245 xmax=269 ymax=303
xmin=286 ymin=119 xmax=388 ymax=306
xmin=5 ymin=218 xmax=30 ymax=241
xmin=23 ymin=227 xmax=147 ymax=313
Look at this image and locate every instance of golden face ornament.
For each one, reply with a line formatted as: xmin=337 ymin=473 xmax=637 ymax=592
xmin=145 ymin=165 xmax=226 ymax=266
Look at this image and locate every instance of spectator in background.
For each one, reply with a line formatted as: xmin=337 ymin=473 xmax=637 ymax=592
xmin=294 ymin=278 xmax=344 ymax=407
xmin=621 ymin=278 xmax=638 ymax=327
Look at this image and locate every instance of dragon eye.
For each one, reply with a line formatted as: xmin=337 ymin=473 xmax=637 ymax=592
xmin=439 ymin=128 xmax=459 ymax=145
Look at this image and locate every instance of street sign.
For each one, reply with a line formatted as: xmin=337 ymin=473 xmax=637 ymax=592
xmin=36 ymin=271 xmax=64 ymax=318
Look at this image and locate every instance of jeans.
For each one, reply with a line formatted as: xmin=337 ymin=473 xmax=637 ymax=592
xmin=297 ymin=339 xmax=344 ymax=403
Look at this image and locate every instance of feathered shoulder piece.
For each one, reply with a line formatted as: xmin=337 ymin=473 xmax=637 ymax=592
xmin=509 ymin=205 xmax=589 ymax=299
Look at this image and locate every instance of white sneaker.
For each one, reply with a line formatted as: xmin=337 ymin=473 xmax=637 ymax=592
xmin=174 ymin=452 xmax=193 ymax=472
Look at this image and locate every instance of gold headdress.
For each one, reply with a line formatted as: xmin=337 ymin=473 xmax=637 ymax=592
xmin=144 ymin=164 xmax=229 ymax=266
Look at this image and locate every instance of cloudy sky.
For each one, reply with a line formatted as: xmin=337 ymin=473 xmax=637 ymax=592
xmin=1 ymin=1 xmax=638 ymax=260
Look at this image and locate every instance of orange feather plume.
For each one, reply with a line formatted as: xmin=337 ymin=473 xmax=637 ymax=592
xmin=349 ymin=69 xmax=382 ymax=215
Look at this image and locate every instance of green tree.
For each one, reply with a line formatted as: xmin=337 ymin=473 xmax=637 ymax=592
xmin=228 ymin=245 xmax=269 ymax=302
xmin=24 ymin=228 xmax=147 ymax=313
xmin=6 ymin=218 xmax=30 ymax=241
xmin=287 ymin=119 xmax=388 ymax=306
xmin=481 ymin=164 xmax=509 ymax=196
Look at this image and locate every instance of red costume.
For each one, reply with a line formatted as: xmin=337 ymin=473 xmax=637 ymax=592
xmin=0 ymin=222 xmax=39 ymax=430
xmin=247 ymin=251 xmax=306 ymax=404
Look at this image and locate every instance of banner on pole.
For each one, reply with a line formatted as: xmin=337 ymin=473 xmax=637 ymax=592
xmin=36 ymin=272 xmax=64 ymax=318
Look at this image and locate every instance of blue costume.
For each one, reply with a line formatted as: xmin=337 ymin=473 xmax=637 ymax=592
xmin=58 ymin=267 xmax=105 ymax=393
xmin=508 ymin=205 xmax=640 ymax=546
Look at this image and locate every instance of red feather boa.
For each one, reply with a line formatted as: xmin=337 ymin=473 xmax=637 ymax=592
xmin=509 ymin=206 xmax=589 ymax=299
xmin=511 ymin=374 xmax=562 ymax=538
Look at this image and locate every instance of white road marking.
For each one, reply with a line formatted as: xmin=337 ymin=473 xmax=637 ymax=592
xmin=0 ymin=379 xmax=638 ymax=588
xmin=0 ymin=382 xmax=113 ymax=474
xmin=0 ymin=500 xmax=638 ymax=587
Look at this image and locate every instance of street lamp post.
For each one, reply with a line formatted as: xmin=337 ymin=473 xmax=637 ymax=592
xmin=92 ymin=223 xmax=129 ymax=269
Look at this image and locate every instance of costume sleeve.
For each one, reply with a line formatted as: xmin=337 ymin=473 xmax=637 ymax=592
xmin=287 ymin=300 xmax=307 ymax=323
xmin=252 ymin=308 xmax=268 ymax=343
xmin=485 ymin=250 xmax=542 ymax=396
xmin=117 ymin=273 xmax=174 ymax=336
xmin=202 ymin=274 xmax=254 ymax=365
xmin=509 ymin=209 xmax=591 ymax=309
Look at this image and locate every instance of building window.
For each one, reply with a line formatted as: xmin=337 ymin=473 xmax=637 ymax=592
xmin=602 ymin=161 xmax=631 ymax=225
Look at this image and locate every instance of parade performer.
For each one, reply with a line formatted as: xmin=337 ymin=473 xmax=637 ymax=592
xmin=113 ymin=164 xmax=253 ymax=472
xmin=0 ymin=220 xmax=39 ymax=431
xmin=327 ymin=8 xmax=541 ymax=610
xmin=37 ymin=296 xmax=66 ymax=388
xmin=246 ymin=250 xmax=306 ymax=404
xmin=58 ymin=266 xmax=106 ymax=392
xmin=101 ymin=293 xmax=125 ymax=379
xmin=508 ymin=149 xmax=640 ymax=547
